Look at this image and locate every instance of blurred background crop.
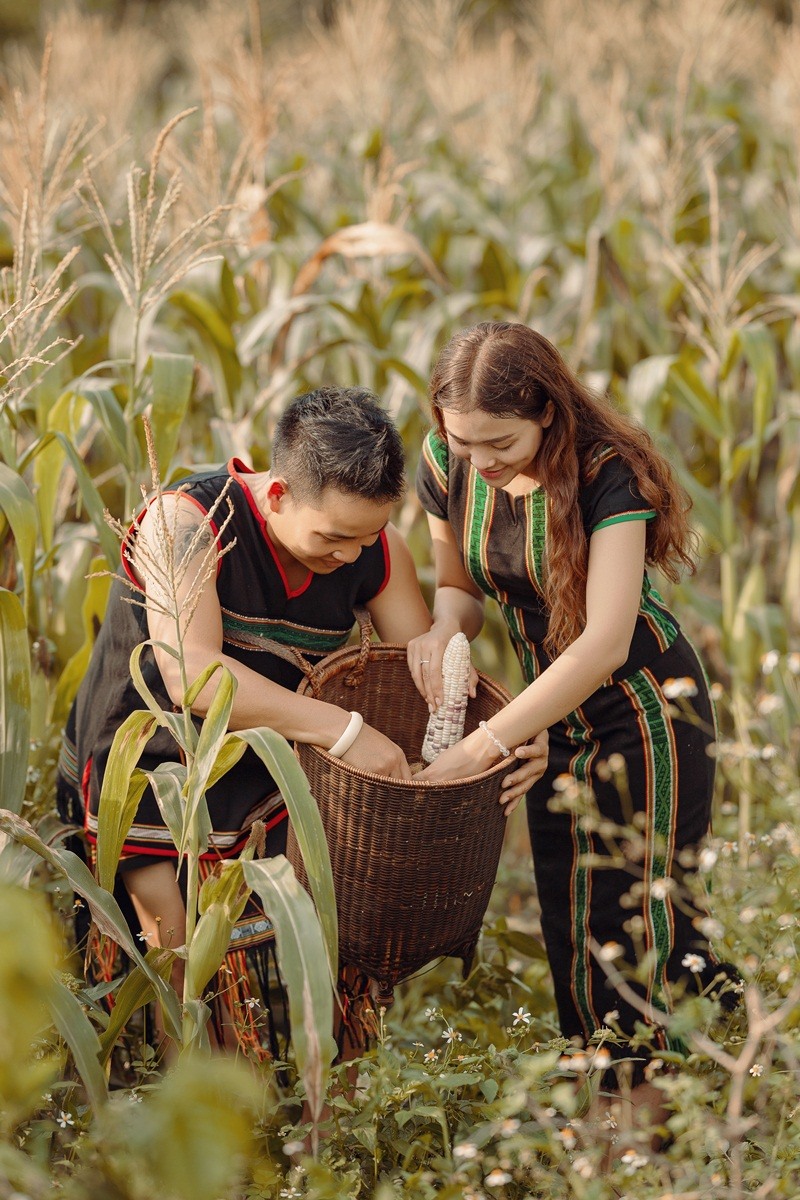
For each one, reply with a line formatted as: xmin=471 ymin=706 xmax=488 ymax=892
xmin=0 ymin=2 xmax=799 ymax=1196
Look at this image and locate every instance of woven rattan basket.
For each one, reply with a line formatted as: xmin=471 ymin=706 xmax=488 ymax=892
xmin=286 ymin=619 xmax=513 ymax=994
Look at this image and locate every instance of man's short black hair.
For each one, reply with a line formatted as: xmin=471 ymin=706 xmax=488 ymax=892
xmin=271 ymin=387 xmax=405 ymax=504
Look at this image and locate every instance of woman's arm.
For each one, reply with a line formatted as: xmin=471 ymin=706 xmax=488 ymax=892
xmin=365 ymin=524 xmax=435 ymax=642
xmin=407 ymin=514 xmax=485 ymax=710
xmin=134 ymin=495 xmax=412 ymax=778
xmin=419 ymin=519 xmax=648 ymax=782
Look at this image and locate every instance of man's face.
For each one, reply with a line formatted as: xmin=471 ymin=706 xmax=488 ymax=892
xmin=267 ymin=485 xmax=393 ymax=573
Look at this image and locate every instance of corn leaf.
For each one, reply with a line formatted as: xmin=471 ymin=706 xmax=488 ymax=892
xmin=668 ymin=360 xmax=725 ymax=440
xmin=52 ymin=558 xmax=111 ymax=725
xmin=97 ymin=947 xmax=177 ymax=1065
xmin=143 ymin=762 xmax=186 ymax=849
xmin=129 ymin=641 xmax=196 ymax=752
xmin=48 ymin=976 xmax=108 ymax=1110
xmin=182 ymin=659 xmax=223 ymax=708
xmin=0 ymin=812 xmax=182 ymax=1041
xmin=0 ymin=466 xmax=37 ymax=624
xmin=185 ymin=892 xmax=247 ymax=998
xmin=179 ymin=665 xmax=236 ymax=859
xmin=624 ymin=354 xmax=676 ymax=425
xmin=232 ymin=727 xmax=337 ymax=979
xmin=736 ymin=325 xmax=778 ymax=482
xmin=0 ymin=589 xmax=31 ymax=815
xmin=22 ymin=431 xmax=120 ymax=568
xmin=32 ymin=390 xmax=81 ymax=555
xmin=148 ymin=353 xmax=194 ymax=479
xmin=242 ymin=855 xmax=337 ymax=1125
xmin=77 ymin=382 xmax=131 ymax=468
xmin=95 ymin=712 xmax=158 ymax=891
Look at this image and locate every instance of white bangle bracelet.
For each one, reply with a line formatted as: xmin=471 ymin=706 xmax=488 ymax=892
xmin=327 ymin=711 xmax=364 ymax=758
xmin=479 ymin=720 xmax=511 ymax=759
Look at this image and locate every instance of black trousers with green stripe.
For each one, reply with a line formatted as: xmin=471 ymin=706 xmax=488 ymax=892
xmin=525 ymin=632 xmax=735 ymax=1084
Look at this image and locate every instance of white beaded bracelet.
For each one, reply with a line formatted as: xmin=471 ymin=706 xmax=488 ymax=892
xmin=327 ymin=711 xmax=364 ymax=758
xmin=479 ymin=720 xmax=511 ymax=759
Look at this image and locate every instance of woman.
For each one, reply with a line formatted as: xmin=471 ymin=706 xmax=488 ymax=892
xmin=409 ymin=321 xmax=736 ymax=1139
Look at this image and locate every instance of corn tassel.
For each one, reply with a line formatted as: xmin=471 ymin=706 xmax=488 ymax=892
xmin=421 ymin=632 xmax=472 ymax=763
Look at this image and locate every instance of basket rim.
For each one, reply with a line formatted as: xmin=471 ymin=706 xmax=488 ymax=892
xmin=296 ymin=640 xmax=515 ymax=789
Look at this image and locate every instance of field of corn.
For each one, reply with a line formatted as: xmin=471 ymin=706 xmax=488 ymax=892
xmin=0 ymin=0 xmax=799 ymax=1196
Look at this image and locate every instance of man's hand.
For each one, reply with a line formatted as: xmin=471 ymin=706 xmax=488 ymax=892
xmin=339 ymin=722 xmax=413 ymax=780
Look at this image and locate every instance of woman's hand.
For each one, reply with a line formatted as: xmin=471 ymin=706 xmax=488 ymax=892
xmin=498 ymin=730 xmax=548 ymax=815
xmin=417 ymin=728 xmax=549 ymax=818
xmin=416 ymin=730 xmax=495 ymax=785
xmin=407 ymin=624 xmax=478 ymax=712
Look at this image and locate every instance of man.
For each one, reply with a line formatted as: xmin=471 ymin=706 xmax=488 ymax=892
xmin=57 ymin=387 xmax=547 ymax=1056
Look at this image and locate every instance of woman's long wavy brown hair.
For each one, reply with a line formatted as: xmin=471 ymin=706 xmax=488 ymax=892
xmin=430 ymin=321 xmax=696 ymax=657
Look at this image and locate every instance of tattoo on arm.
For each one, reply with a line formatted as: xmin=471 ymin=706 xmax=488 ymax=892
xmin=173 ymin=515 xmax=214 ymax=562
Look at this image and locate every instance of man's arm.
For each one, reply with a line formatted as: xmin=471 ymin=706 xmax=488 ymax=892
xmin=133 ymin=494 xmax=412 ymax=776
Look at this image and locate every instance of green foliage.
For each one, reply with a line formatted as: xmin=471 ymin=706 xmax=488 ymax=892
xmin=0 ymin=0 xmax=798 ymax=1194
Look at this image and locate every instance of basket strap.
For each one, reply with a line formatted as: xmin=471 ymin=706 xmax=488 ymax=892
xmin=255 ymin=606 xmax=375 ymax=699
xmin=252 ymin=638 xmax=318 ymax=687
xmin=343 ymin=605 xmax=374 ymax=688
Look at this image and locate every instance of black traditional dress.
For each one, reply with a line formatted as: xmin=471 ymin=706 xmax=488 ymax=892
xmin=57 ymin=458 xmax=390 ymax=1057
xmin=417 ymin=431 xmax=735 ymax=1081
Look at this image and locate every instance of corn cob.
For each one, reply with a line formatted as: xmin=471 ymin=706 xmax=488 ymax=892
xmin=421 ymin=632 xmax=472 ymax=763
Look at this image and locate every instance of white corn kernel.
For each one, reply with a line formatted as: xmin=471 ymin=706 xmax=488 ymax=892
xmin=421 ymin=633 xmax=472 ymax=763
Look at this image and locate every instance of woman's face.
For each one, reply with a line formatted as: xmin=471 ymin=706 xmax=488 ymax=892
xmin=441 ymin=406 xmax=552 ymax=488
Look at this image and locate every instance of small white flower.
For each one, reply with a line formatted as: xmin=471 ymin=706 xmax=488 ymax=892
xmin=280 ymin=1188 xmax=302 ymax=1199
xmin=454 ymin=1142 xmax=479 ymax=1160
xmin=572 ymin=1154 xmax=593 ymax=1178
xmin=598 ymin=941 xmax=624 ymax=962
xmin=621 ymin=1150 xmax=648 ymax=1174
xmin=761 ymin=744 xmax=778 ymax=760
xmin=749 ymin=1063 xmax=764 ymax=1077
xmin=663 ymin=676 xmax=698 ymax=699
xmin=757 ymin=694 xmax=782 ymax=716
xmin=787 ymin=652 xmax=800 ymax=675
xmin=412 ymin=1041 xmax=424 ymax=1048
xmin=56 ymin=1111 xmax=74 ymax=1128
xmin=442 ymin=1027 xmax=462 ymax=1044
xmin=484 ymin=1168 xmax=512 ymax=1186
xmin=242 ymin=996 xmax=260 ymax=1010
xmin=698 ymin=847 xmax=718 ymax=871
xmin=591 ymin=1048 xmax=612 ymax=1071
xmin=136 ymin=930 xmax=153 ymax=943
xmin=761 ymin=650 xmax=780 ymax=675
xmin=682 ymin=953 xmax=706 ymax=974
xmin=424 ymin=1049 xmax=439 ymax=1063
xmin=425 ymin=1007 xmax=438 ymax=1021
xmin=512 ymin=1008 xmax=531 ymax=1026
xmin=650 ymin=877 xmax=673 ymax=900
xmin=128 ymin=1091 xmax=143 ymax=1104
xmin=499 ymin=1118 xmax=520 ymax=1136
xmin=603 ymin=1008 xmax=620 ymax=1023
xmin=696 ymin=916 xmax=723 ymax=940
xmin=739 ymin=907 xmax=758 ymax=925
xmin=281 ymin=1140 xmax=305 ymax=1158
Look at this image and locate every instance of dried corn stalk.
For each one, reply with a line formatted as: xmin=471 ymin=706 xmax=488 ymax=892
xmin=421 ymin=632 xmax=471 ymax=764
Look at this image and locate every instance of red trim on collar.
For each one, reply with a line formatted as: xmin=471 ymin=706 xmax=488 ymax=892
xmin=121 ymin=491 xmax=222 ymax=587
xmin=227 ymin=459 xmax=313 ymax=600
xmin=374 ymin=527 xmax=391 ymax=596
